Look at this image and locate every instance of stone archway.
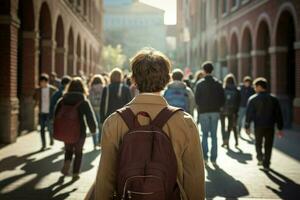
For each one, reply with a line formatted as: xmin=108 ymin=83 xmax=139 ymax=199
xmin=272 ymin=10 xmax=296 ymax=127
xmin=17 ymin=0 xmax=38 ymax=132
xmin=39 ymin=2 xmax=53 ymax=75
xmin=55 ymin=16 xmax=65 ymax=77
xmin=254 ymin=19 xmax=271 ymax=84
xmin=76 ymin=35 xmax=82 ymax=74
xmin=229 ymin=32 xmax=239 ymax=79
xmin=240 ymin=27 xmax=253 ymax=81
xmin=67 ymin=27 xmax=75 ymax=76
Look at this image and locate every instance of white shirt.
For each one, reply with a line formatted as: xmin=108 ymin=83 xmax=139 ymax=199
xmin=41 ymin=87 xmax=50 ymax=114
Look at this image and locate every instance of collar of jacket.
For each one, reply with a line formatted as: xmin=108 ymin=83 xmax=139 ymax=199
xmin=127 ymin=93 xmax=168 ymax=106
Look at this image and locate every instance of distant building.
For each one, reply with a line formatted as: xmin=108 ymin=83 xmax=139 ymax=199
xmin=0 ymin=0 xmax=103 ymax=143
xmin=104 ymin=0 xmax=166 ymax=60
xmin=178 ymin=0 xmax=300 ymax=127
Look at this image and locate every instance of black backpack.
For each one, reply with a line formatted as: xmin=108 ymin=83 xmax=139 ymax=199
xmin=115 ymin=106 xmax=183 ymax=200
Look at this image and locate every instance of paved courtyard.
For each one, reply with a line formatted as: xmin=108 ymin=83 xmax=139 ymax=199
xmin=0 ymin=126 xmax=300 ymax=199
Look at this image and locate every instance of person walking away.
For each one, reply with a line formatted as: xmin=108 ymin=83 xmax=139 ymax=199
xmin=238 ymin=76 xmax=255 ymax=136
xmin=34 ymin=73 xmax=57 ymax=151
xmin=100 ymin=68 xmax=132 ymax=123
xmin=49 ymin=75 xmax=71 ymax=146
xmin=164 ymin=68 xmax=195 ymax=115
xmin=195 ymin=61 xmax=225 ymax=165
xmin=220 ymin=74 xmax=241 ymax=148
xmin=54 ymin=77 xmax=97 ymax=179
xmin=94 ymin=48 xmax=205 ymax=200
xmin=88 ymin=74 xmax=105 ymax=148
xmin=245 ymin=77 xmax=283 ymax=171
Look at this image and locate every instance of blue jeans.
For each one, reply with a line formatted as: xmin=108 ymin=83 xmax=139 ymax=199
xmin=199 ymin=112 xmax=219 ymax=162
xmin=92 ymin=111 xmax=101 ymax=147
xmin=238 ymin=107 xmax=246 ymax=134
xmin=39 ymin=113 xmax=53 ymax=148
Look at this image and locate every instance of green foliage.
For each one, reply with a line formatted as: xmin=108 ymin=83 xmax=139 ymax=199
xmin=102 ymin=45 xmax=127 ymax=71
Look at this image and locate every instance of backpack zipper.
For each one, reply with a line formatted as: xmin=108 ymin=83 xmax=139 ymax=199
xmin=121 ymin=175 xmax=162 ymax=200
xmin=128 ymin=130 xmax=167 ymax=137
xmin=127 ymin=190 xmax=154 ymax=198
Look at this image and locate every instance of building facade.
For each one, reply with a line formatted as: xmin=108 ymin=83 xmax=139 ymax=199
xmin=178 ymin=0 xmax=300 ymax=127
xmin=104 ymin=0 xmax=166 ymax=60
xmin=0 ymin=0 xmax=103 ymax=143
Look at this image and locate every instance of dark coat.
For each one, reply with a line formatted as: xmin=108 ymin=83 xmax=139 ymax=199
xmin=221 ymin=85 xmax=241 ymax=115
xmin=55 ymin=92 xmax=97 ymax=137
xmin=239 ymin=85 xmax=255 ymax=107
xmin=195 ymin=75 xmax=225 ymax=114
xmin=100 ymin=83 xmax=132 ymax=123
xmin=245 ymin=92 xmax=283 ymax=130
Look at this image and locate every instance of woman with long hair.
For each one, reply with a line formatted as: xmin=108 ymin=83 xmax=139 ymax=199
xmin=220 ymin=74 xmax=241 ymax=148
xmin=55 ymin=77 xmax=97 ymax=179
xmin=99 ymin=68 xmax=132 ymax=123
xmin=88 ymin=74 xmax=105 ymax=148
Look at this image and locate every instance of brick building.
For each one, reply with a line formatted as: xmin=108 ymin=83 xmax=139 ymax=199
xmin=177 ymin=0 xmax=300 ymax=127
xmin=0 ymin=0 xmax=103 ymax=143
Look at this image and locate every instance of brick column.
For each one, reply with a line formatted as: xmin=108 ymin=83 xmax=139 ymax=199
xmin=55 ymin=47 xmax=66 ymax=77
xmin=269 ymin=46 xmax=291 ymax=127
xmin=77 ymin=57 xmax=83 ymax=74
xmin=269 ymin=46 xmax=288 ymax=95
xmin=19 ymin=31 xmax=39 ymax=132
xmin=251 ymin=50 xmax=267 ymax=78
xmin=40 ymin=39 xmax=55 ymax=75
xmin=0 ymin=12 xmax=20 ymax=143
xmin=237 ymin=53 xmax=251 ymax=82
xmin=67 ymin=54 xmax=75 ymax=75
xmin=293 ymin=42 xmax=300 ymax=125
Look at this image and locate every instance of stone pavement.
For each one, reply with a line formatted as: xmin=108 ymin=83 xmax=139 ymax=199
xmin=0 ymin=127 xmax=300 ymax=199
xmin=203 ymin=127 xmax=300 ymax=200
xmin=0 ymin=132 xmax=100 ymax=200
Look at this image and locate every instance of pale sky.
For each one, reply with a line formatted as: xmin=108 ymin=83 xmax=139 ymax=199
xmin=140 ymin=0 xmax=177 ymax=25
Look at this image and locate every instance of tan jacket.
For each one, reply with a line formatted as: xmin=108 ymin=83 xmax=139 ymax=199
xmin=95 ymin=94 xmax=205 ymax=200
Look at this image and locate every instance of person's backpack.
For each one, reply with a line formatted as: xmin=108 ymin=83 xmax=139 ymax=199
xmin=164 ymin=88 xmax=189 ymax=112
xmin=223 ymin=89 xmax=239 ymax=115
xmin=115 ymin=106 xmax=183 ymax=200
xmin=53 ymin=101 xmax=83 ymax=144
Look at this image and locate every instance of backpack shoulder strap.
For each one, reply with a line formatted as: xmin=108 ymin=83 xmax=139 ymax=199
xmin=152 ymin=106 xmax=183 ymax=129
xmin=116 ymin=106 xmax=135 ymax=130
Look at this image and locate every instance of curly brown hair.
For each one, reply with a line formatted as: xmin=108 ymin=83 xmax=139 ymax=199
xmin=130 ymin=48 xmax=171 ymax=93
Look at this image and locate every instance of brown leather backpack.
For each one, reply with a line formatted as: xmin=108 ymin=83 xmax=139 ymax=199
xmin=115 ymin=106 xmax=183 ymax=200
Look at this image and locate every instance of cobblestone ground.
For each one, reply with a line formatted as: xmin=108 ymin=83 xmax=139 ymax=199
xmin=0 ymin=126 xmax=300 ymax=199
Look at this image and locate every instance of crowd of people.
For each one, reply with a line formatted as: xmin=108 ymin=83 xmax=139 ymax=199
xmin=33 ymin=48 xmax=283 ymax=200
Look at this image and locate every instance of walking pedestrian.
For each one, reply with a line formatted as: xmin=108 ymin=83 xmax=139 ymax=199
xmin=34 ymin=73 xmax=57 ymax=151
xmin=88 ymin=74 xmax=105 ymax=148
xmin=54 ymin=77 xmax=97 ymax=179
xmin=195 ymin=61 xmax=225 ymax=165
xmin=245 ymin=77 xmax=283 ymax=171
xmin=164 ymin=68 xmax=195 ymax=115
xmin=99 ymin=68 xmax=132 ymax=123
xmin=220 ymin=74 xmax=240 ymax=148
xmin=238 ymin=76 xmax=255 ymax=136
xmin=94 ymin=48 xmax=205 ymax=200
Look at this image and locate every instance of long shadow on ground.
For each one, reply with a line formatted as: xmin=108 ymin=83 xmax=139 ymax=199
xmin=205 ymin=164 xmax=249 ymax=199
xmin=263 ymin=168 xmax=300 ymax=199
xmin=0 ymin=148 xmax=100 ymax=200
